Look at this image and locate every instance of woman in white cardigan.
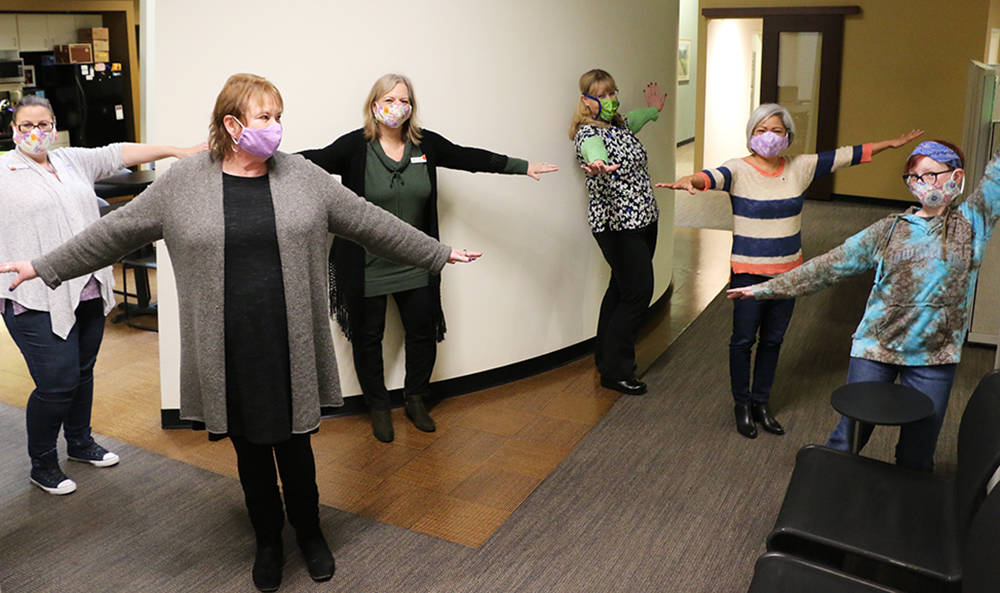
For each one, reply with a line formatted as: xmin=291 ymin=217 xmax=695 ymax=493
xmin=0 ymin=95 xmax=204 ymax=497
xmin=2 ymin=74 xmax=477 ymax=592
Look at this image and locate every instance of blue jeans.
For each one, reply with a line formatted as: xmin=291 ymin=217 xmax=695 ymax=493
xmin=826 ymin=357 xmax=957 ymax=471
xmin=729 ymin=273 xmax=796 ymax=405
xmin=2 ymin=299 xmax=106 ymax=468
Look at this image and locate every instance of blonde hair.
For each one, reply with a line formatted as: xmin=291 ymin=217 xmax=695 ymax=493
xmin=208 ymin=73 xmax=284 ymax=161
xmin=569 ymin=69 xmax=625 ymax=139
xmin=362 ymin=73 xmax=422 ymax=144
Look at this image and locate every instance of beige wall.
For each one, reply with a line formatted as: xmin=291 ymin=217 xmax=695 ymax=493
xmin=143 ymin=0 xmax=679 ymax=409
xmin=697 ymin=0 xmax=993 ymax=201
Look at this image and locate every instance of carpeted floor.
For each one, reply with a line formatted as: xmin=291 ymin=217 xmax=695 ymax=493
xmin=1 ymin=199 xmax=995 ymax=593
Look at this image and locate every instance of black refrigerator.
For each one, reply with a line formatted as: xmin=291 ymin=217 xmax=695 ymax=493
xmin=35 ymin=63 xmax=133 ymax=148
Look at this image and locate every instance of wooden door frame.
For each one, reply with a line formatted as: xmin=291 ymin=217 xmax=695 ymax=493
xmin=1 ymin=1 xmax=140 ymax=142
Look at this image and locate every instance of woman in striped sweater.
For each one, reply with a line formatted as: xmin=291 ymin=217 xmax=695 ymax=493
xmin=658 ymin=104 xmax=921 ymax=439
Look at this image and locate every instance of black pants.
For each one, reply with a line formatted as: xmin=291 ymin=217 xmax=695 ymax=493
xmin=728 ymin=273 xmax=796 ymax=405
xmin=593 ymin=223 xmax=658 ymax=381
xmin=352 ymin=285 xmax=437 ymax=410
xmin=230 ymin=434 xmax=320 ymax=542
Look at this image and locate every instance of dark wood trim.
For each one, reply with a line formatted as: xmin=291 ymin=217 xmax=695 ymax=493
xmin=677 ymin=137 xmax=695 ymax=147
xmin=162 ymin=283 xmax=675 ymax=429
xmin=702 ymin=6 xmax=860 ymax=18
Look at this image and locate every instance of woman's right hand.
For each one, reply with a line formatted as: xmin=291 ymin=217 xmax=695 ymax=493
xmin=580 ymin=160 xmax=621 ymax=176
xmin=0 ymin=261 xmax=37 ymax=291
xmin=726 ymin=286 xmax=757 ymax=300
xmin=447 ymin=249 xmax=483 ymax=264
xmin=656 ymin=175 xmax=699 ymax=194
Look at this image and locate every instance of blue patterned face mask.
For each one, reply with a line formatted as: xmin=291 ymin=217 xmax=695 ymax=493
xmin=908 ymin=170 xmax=964 ymax=208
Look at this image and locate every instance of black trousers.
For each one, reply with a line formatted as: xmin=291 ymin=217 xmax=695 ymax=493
xmin=230 ymin=434 xmax=320 ymax=542
xmin=593 ymin=223 xmax=658 ymax=381
xmin=352 ymin=285 xmax=437 ymax=410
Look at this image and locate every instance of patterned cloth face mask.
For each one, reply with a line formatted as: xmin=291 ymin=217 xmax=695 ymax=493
xmin=373 ymin=102 xmax=412 ymax=128
xmin=749 ymin=131 xmax=790 ymax=158
xmin=908 ymin=170 xmax=964 ymax=209
xmin=585 ymin=94 xmax=620 ymax=121
xmin=14 ymin=126 xmax=58 ymax=156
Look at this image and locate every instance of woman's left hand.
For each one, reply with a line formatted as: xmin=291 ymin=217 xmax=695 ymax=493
xmin=0 ymin=260 xmax=37 ymax=291
xmin=447 ymin=249 xmax=483 ymax=264
xmin=527 ymin=161 xmax=559 ymax=180
xmin=177 ymin=142 xmax=209 ymax=159
xmin=643 ymin=82 xmax=666 ymax=112
xmin=726 ymin=286 xmax=757 ymax=300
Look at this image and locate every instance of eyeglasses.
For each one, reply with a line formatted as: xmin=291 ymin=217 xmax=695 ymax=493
xmin=902 ymin=170 xmax=952 ymax=186
xmin=15 ymin=121 xmax=55 ymax=134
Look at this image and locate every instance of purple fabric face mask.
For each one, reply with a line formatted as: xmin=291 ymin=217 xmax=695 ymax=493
xmin=232 ymin=118 xmax=282 ymax=158
xmin=749 ymin=131 xmax=789 ymax=158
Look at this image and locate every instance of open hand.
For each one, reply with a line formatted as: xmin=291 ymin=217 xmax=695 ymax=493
xmin=889 ymin=129 xmax=924 ymax=149
xmin=527 ymin=161 xmax=559 ymax=180
xmin=447 ymin=249 xmax=483 ymax=264
xmin=726 ymin=286 xmax=756 ymax=300
xmin=177 ymin=142 xmax=209 ymax=159
xmin=643 ymin=82 xmax=666 ymax=112
xmin=580 ymin=160 xmax=621 ymax=176
xmin=655 ymin=178 xmax=698 ymax=194
xmin=0 ymin=260 xmax=37 ymax=291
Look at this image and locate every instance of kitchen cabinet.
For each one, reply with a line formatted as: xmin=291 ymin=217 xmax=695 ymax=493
xmin=16 ymin=14 xmax=50 ymax=51
xmin=15 ymin=13 xmax=104 ymax=53
xmin=0 ymin=15 xmax=18 ymax=50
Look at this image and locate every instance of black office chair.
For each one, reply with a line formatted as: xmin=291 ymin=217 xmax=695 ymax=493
xmin=749 ymin=480 xmax=1000 ymax=593
xmin=765 ymin=371 xmax=1000 ymax=592
xmin=112 ymin=243 xmax=157 ymax=332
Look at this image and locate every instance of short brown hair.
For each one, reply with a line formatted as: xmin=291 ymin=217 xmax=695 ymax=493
xmin=208 ymin=73 xmax=283 ymax=161
xmin=362 ymin=73 xmax=422 ymax=144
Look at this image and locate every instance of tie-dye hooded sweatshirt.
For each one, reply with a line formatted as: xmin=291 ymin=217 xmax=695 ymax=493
xmin=752 ymin=159 xmax=1000 ymax=366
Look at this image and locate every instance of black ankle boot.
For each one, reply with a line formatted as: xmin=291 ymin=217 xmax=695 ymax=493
xmin=751 ymin=402 xmax=785 ymax=435
xmin=370 ymin=408 xmax=394 ymax=443
xmin=252 ymin=536 xmax=283 ymax=592
xmin=404 ymin=394 xmax=436 ymax=432
xmin=296 ymin=530 xmax=335 ymax=582
xmin=734 ymin=403 xmax=758 ymax=439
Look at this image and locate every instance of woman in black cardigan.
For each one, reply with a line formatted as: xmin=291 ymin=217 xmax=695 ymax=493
xmin=300 ymin=73 xmax=556 ymax=442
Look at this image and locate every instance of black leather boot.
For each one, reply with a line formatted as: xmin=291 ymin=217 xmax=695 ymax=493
xmin=296 ymin=530 xmax=335 ymax=582
xmin=252 ymin=536 xmax=283 ymax=592
xmin=370 ymin=408 xmax=394 ymax=443
xmin=404 ymin=394 xmax=436 ymax=432
xmin=734 ymin=403 xmax=758 ymax=439
xmin=751 ymin=402 xmax=785 ymax=435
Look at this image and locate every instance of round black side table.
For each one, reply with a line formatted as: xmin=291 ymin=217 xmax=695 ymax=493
xmin=830 ymin=381 xmax=935 ymax=454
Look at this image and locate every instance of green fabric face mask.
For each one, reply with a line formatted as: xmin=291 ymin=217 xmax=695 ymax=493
xmin=585 ymin=94 xmax=620 ymax=121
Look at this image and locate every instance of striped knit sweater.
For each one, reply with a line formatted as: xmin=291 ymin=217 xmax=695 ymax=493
xmin=697 ymin=143 xmax=872 ymax=275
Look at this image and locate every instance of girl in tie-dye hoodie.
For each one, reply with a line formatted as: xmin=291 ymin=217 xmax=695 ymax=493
xmin=728 ymin=141 xmax=1000 ymax=470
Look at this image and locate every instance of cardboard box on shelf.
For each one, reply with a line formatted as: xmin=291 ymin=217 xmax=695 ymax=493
xmin=55 ymin=44 xmax=93 ymax=64
xmin=94 ymin=51 xmax=110 ymax=63
xmin=92 ymin=39 xmax=109 ymax=53
xmin=78 ymin=28 xmax=109 ymax=42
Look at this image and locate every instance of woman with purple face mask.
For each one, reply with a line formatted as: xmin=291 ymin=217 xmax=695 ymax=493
xmin=727 ymin=141 xmax=1000 ymax=471
xmin=658 ymin=103 xmax=922 ymax=439
xmin=0 ymin=94 xmax=206 ymax=497
xmin=1 ymin=73 xmax=477 ymax=592
xmin=299 ymin=73 xmax=558 ymax=444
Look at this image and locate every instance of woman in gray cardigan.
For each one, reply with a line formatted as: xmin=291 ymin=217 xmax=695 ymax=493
xmin=2 ymin=73 xmax=475 ymax=592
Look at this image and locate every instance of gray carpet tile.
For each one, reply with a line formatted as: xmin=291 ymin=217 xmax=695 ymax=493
xmin=1 ymin=199 xmax=994 ymax=593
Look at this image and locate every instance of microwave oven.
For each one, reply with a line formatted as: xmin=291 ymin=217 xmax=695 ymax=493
xmin=0 ymin=58 xmax=24 ymax=84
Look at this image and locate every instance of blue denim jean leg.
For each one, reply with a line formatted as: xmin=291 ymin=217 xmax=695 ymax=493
xmin=728 ymin=273 xmax=796 ymax=405
xmin=826 ymin=356 xmax=957 ymax=471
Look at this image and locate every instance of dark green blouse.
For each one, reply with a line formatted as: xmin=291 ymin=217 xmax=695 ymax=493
xmin=362 ymin=139 xmax=527 ymax=296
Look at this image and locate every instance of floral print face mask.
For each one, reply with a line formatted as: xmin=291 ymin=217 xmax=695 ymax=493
xmin=908 ymin=170 xmax=964 ymax=209
xmin=373 ymin=102 xmax=411 ymax=128
xmin=14 ymin=126 xmax=58 ymax=156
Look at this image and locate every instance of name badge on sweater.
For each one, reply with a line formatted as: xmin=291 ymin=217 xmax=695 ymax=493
xmin=410 ymin=155 xmax=427 ymax=164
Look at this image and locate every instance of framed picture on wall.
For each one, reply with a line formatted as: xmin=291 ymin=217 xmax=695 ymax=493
xmin=678 ymin=39 xmax=691 ymax=83
xmin=24 ymin=65 xmax=36 ymax=89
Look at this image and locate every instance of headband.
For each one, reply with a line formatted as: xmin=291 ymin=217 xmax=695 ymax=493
xmin=909 ymin=141 xmax=963 ymax=169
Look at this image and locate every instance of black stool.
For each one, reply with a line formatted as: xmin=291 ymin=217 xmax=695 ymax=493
xmin=831 ymin=381 xmax=934 ymax=454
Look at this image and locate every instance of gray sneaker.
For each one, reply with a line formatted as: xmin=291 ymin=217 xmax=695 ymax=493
xmin=30 ymin=466 xmax=77 ymax=495
xmin=68 ymin=441 xmax=120 ymax=468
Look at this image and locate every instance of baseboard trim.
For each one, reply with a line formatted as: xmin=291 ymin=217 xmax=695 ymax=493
xmin=160 ymin=282 xmax=675 ymax=429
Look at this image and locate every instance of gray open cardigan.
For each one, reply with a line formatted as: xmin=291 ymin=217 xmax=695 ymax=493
xmin=32 ymin=151 xmax=452 ymax=436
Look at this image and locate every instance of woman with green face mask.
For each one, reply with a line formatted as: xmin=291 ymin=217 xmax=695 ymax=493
xmin=570 ymin=68 xmax=665 ymax=396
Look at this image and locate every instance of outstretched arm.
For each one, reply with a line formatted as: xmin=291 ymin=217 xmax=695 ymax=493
xmin=656 ymin=173 xmax=707 ymax=194
xmin=868 ymin=129 xmax=924 ymax=157
xmin=122 ymin=142 xmax=208 ymax=167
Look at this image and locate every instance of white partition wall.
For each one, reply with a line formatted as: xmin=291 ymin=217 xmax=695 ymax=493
xmin=143 ymin=0 xmax=679 ymax=410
